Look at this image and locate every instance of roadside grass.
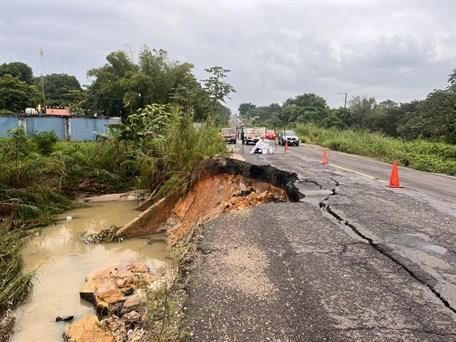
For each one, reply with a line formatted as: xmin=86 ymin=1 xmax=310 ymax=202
xmin=136 ymin=112 xmax=226 ymax=197
xmin=296 ymin=124 xmax=456 ymax=175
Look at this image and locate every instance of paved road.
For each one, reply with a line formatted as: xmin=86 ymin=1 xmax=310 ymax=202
xmin=300 ymin=143 xmax=456 ymax=203
xmin=183 ymin=146 xmax=456 ymax=341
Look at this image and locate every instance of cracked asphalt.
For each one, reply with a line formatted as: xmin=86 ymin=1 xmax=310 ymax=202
xmin=183 ymin=144 xmax=456 ymax=341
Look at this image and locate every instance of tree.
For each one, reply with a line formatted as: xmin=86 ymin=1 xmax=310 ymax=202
xmin=85 ymin=47 xmax=213 ymax=119
xmin=34 ymin=73 xmax=82 ymax=106
xmin=448 ymin=68 xmax=456 ymax=91
xmin=214 ymin=103 xmax=231 ymax=126
xmin=172 ymin=72 xmax=209 ymax=118
xmin=238 ymin=102 xmax=256 ymax=116
xmin=349 ymin=96 xmax=377 ymax=128
xmin=85 ymin=51 xmax=137 ymax=117
xmin=202 ymin=66 xmax=235 ymax=119
xmin=0 ymin=62 xmax=33 ymax=84
xmin=0 ymin=75 xmax=40 ymax=112
xmin=282 ymin=93 xmax=329 ymax=125
xmin=399 ymin=90 xmax=456 ymax=143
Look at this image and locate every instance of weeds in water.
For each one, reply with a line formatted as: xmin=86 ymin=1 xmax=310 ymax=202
xmin=0 ymin=231 xmax=33 ymax=314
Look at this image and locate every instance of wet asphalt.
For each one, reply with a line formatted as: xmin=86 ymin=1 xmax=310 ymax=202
xmin=183 ymin=144 xmax=456 ymax=341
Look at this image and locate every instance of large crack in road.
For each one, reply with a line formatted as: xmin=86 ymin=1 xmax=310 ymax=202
xmin=183 ymin=156 xmax=456 ymax=341
xmin=298 ymin=172 xmax=456 ymax=314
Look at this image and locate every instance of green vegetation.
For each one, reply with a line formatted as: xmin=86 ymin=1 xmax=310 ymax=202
xmin=239 ymin=67 xmax=456 ymax=146
xmin=239 ymin=67 xmax=456 ymax=175
xmin=35 ymin=73 xmax=82 ymax=107
xmin=0 ymin=48 xmax=233 ymax=125
xmin=297 ymin=124 xmax=456 ymax=175
xmin=0 ymin=48 xmax=233 ymax=336
xmin=0 ymin=103 xmax=227 ymax=317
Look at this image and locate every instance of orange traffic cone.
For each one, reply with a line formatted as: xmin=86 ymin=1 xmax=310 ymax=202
xmin=321 ymin=148 xmax=329 ymax=165
xmin=285 ymin=141 xmax=288 ymax=153
xmin=388 ymin=161 xmax=401 ymax=188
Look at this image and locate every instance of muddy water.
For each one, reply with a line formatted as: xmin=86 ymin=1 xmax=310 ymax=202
xmin=11 ymin=201 xmax=171 ymax=342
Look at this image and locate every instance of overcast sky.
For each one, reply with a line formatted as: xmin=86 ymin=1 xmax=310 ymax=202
xmin=1 ymin=0 xmax=456 ymax=111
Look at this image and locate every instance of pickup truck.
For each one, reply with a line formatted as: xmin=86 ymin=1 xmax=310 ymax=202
xmin=220 ymin=127 xmax=237 ymax=144
xmin=242 ymin=127 xmax=266 ymax=145
xmin=278 ymin=130 xmax=300 ymax=146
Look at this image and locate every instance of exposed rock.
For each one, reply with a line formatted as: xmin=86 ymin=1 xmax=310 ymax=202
xmin=127 ymin=327 xmax=146 ymax=342
xmin=80 ymin=261 xmax=167 ymax=316
xmin=123 ymin=311 xmax=143 ymax=326
xmin=95 ymin=279 xmax=125 ymax=304
xmin=100 ymin=315 xmax=127 ymax=342
xmin=0 ymin=310 xmax=15 ymax=342
xmin=63 ymin=314 xmax=114 ymax=342
xmin=77 ymin=261 xmax=174 ymax=339
xmin=56 ymin=315 xmax=74 ymax=322
xmin=80 ymin=277 xmax=98 ymax=303
xmin=121 ymin=290 xmax=147 ymax=315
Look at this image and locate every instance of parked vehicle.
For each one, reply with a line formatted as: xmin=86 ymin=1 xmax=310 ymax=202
xmin=220 ymin=127 xmax=237 ymax=144
xmin=278 ymin=130 xmax=300 ymax=146
xmin=242 ymin=127 xmax=266 ymax=145
xmin=265 ymin=129 xmax=276 ymax=140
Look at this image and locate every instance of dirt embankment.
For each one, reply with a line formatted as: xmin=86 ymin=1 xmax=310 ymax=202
xmin=116 ymin=158 xmax=302 ymax=243
xmin=51 ymin=158 xmax=303 ymax=342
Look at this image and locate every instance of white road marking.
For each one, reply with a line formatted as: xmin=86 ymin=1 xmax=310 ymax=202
xmin=330 ymin=164 xmax=388 ymax=184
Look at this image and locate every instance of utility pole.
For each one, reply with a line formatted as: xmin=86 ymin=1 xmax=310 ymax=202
xmin=123 ymin=44 xmax=134 ymax=115
xmin=40 ymin=48 xmax=46 ymax=111
xmin=337 ymin=92 xmax=348 ymax=109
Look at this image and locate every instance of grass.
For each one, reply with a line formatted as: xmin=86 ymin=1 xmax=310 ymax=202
xmin=0 ymin=109 xmax=226 ymax=318
xmin=0 ymin=231 xmax=33 ymax=314
xmin=134 ymin=111 xmax=226 ymax=197
xmin=296 ymin=123 xmax=456 ymax=175
xmin=0 ymin=134 xmax=133 ymax=317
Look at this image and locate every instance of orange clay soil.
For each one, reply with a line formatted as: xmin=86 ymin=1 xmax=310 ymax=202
xmin=167 ymin=174 xmax=288 ymax=243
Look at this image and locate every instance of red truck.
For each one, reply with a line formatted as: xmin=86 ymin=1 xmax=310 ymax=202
xmin=220 ymin=127 xmax=237 ymax=144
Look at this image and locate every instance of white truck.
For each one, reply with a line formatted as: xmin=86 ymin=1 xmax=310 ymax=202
xmin=242 ymin=127 xmax=266 ymax=145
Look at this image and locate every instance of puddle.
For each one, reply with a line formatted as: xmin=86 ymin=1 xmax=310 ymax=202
xmin=11 ymin=201 xmax=171 ymax=342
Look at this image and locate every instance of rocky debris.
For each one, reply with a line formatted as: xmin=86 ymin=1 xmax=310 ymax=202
xmin=224 ymin=189 xmax=284 ymax=211
xmin=56 ymin=315 xmax=74 ymax=322
xmin=122 ymin=311 xmax=143 ymax=326
xmin=82 ymin=225 xmax=122 ymax=244
xmin=80 ymin=262 xmax=165 ymax=316
xmin=121 ymin=290 xmax=147 ymax=315
xmin=63 ymin=314 xmax=114 ymax=342
xmin=100 ymin=315 xmax=126 ymax=342
xmin=0 ymin=310 xmax=15 ymax=342
xmin=126 ymin=328 xmax=146 ymax=342
xmin=65 ymin=261 xmax=174 ymax=342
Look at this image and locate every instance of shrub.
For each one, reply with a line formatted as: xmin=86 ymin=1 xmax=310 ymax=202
xmin=296 ymin=123 xmax=456 ymax=175
xmin=31 ymin=132 xmax=58 ymax=155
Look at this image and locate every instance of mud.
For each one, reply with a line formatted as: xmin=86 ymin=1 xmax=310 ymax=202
xmin=11 ymin=201 xmax=171 ymax=342
xmin=117 ymin=158 xmax=302 ymax=241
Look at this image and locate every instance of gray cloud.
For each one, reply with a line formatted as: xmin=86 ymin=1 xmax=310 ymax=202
xmin=1 ymin=0 xmax=455 ymax=111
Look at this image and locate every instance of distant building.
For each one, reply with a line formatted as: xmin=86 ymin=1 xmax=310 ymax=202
xmin=46 ymin=106 xmax=70 ymax=116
